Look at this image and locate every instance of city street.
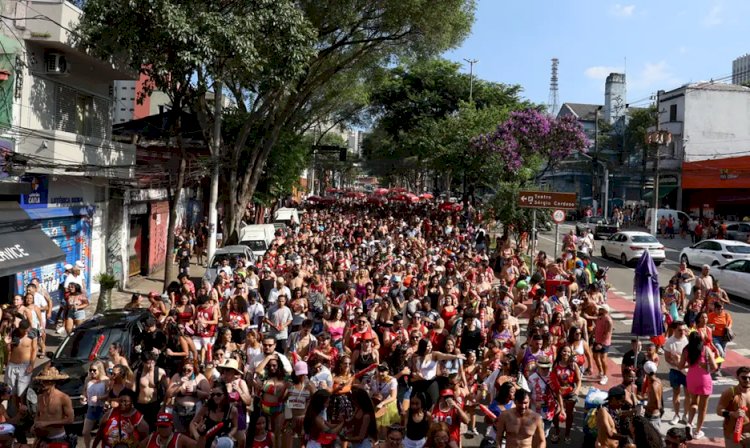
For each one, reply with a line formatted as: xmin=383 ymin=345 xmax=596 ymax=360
xmin=529 ymin=223 xmax=747 ymax=447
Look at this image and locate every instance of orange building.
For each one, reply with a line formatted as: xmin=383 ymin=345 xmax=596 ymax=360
xmin=682 ymin=155 xmax=750 ymax=219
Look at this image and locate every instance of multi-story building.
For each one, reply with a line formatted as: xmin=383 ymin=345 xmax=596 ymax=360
xmin=0 ymin=0 xmax=137 ymax=305
xmin=732 ymin=54 xmax=750 ymax=85
xmin=659 ymin=82 xmax=750 ymax=217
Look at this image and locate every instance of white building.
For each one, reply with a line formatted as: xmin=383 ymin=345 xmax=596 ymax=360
xmin=657 ymin=82 xmax=750 ymax=209
xmin=0 ymin=0 xmax=137 ymax=305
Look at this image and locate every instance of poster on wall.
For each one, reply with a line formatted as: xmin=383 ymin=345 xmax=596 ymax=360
xmin=20 ymin=174 xmax=48 ymax=209
xmin=16 ymin=215 xmax=92 ymax=311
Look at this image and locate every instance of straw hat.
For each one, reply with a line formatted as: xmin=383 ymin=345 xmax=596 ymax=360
xmin=217 ymin=358 xmax=242 ymax=374
xmin=35 ymin=366 xmax=69 ymax=382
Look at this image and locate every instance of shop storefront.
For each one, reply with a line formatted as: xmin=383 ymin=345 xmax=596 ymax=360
xmin=0 ymin=202 xmax=66 ymax=304
xmin=682 ymin=156 xmax=750 ymax=220
xmin=15 ymin=175 xmax=104 ymax=308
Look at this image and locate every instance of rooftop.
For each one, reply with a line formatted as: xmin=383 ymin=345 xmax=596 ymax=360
xmin=558 ymin=103 xmax=603 ymax=121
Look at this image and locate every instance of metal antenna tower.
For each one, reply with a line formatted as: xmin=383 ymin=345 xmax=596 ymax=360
xmin=548 ymin=58 xmax=560 ymax=116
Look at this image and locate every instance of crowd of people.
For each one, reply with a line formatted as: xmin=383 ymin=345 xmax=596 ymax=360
xmin=0 ymin=200 xmax=747 ymax=448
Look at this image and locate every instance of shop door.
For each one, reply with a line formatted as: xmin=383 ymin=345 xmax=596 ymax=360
xmin=128 ymin=215 xmax=148 ymax=277
xmin=16 ymin=215 xmax=92 ymax=308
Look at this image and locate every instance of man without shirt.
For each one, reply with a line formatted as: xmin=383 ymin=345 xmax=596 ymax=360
xmin=6 ymin=319 xmax=36 ymax=412
xmin=495 ymin=388 xmax=546 ymax=448
xmin=665 ymin=320 xmax=690 ymax=425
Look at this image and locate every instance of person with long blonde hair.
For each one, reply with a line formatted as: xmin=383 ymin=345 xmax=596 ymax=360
xmin=83 ymin=361 xmax=109 ymax=448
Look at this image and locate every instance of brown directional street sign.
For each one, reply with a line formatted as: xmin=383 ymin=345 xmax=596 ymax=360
xmin=518 ymin=191 xmax=577 ymax=210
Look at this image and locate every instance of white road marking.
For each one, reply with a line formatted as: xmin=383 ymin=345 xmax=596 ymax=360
xmin=610 ymin=356 xmax=622 ymax=365
xmin=610 ymin=312 xmax=628 ymax=320
xmin=621 ymin=319 xmax=633 ymax=327
xmin=732 ymin=348 xmax=750 ymax=357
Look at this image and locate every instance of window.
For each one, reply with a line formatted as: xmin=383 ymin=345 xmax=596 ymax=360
xmin=724 ymin=260 xmax=747 ymax=272
xmin=54 ymin=84 xmax=111 ymax=139
xmin=669 ymin=104 xmax=677 ymax=122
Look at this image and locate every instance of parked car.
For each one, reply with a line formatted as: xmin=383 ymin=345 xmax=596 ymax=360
xmin=712 ymin=259 xmax=750 ymax=300
xmin=679 ymin=239 xmax=750 ymax=268
xmin=600 ymin=231 xmax=666 ymax=266
xmin=575 ymin=216 xmax=619 ymax=239
xmin=35 ymin=309 xmax=149 ymax=429
xmin=204 ymin=245 xmax=256 ymax=285
xmin=726 ymin=222 xmax=750 ymax=241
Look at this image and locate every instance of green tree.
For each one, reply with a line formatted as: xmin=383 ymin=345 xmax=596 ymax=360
xmin=624 ymin=105 xmax=657 ymax=168
xmin=363 ymin=58 xmax=528 ymax=188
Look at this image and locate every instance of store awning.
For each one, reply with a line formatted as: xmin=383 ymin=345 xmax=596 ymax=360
xmin=0 ymin=202 xmax=65 ymax=277
xmin=643 ymin=184 xmax=677 ymax=201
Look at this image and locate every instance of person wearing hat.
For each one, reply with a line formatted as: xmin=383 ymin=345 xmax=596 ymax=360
xmin=142 ymin=413 xmax=195 ymax=448
xmin=527 ymin=354 xmax=556 ymax=439
xmin=218 ymin=358 xmax=251 ymax=448
xmin=640 ymin=360 xmax=663 ymax=432
xmin=495 ymin=389 xmax=545 ymax=448
xmin=432 ymin=388 xmax=469 ymax=445
xmin=283 ymin=361 xmax=316 ymax=448
xmin=595 ymin=386 xmax=628 ymax=448
xmin=64 ymin=261 xmax=87 ymax=296
xmin=368 ymin=363 xmax=399 ymax=438
xmin=32 ymin=366 xmax=74 ymax=445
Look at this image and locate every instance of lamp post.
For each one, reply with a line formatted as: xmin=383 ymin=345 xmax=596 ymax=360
xmin=464 ymin=58 xmax=479 ymax=103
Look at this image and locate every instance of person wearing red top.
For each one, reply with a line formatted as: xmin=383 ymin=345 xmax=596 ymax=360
xmin=251 ymin=414 xmax=273 ymax=448
xmin=431 ymin=389 xmax=469 ymax=445
xmin=550 ymin=346 xmax=581 ymax=444
xmin=145 ymin=413 xmax=193 ymax=448
xmin=347 ymin=316 xmax=380 ymax=352
xmin=194 ymin=296 xmax=218 ymax=364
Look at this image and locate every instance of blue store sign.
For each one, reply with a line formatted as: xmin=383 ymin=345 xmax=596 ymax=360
xmin=20 ymin=174 xmax=48 ymax=209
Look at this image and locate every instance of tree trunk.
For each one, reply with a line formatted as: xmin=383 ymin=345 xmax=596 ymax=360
xmin=163 ymin=112 xmax=187 ymax=291
xmin=95 ymin=288 xmax=111 ymax=314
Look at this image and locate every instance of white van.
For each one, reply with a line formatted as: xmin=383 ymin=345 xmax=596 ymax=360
xmin=239 ymin=224 xmax=276 ymax=259
xmin=645 ymin=208 xmax=696 ymax=231
xmin=273 ymin=207 xmax=300 ymax=226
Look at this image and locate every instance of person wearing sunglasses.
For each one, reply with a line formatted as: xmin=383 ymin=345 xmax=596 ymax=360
xmin=83 ymin=361 xmax=108 ymax=448
xmin=717 ymin=366 xmax=750 ymax=448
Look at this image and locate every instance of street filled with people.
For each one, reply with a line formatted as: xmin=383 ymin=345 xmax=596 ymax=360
xmin=0 ymin=200 xmax=747 ymax=448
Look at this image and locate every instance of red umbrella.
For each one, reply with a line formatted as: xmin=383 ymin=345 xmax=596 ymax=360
xmin=366 ymin=195 xmax=386 ymax=205
xmin=374 ymin=188 xmax=389 ymax=196
xmin=419 ymin=193 xmax=434 ymax=200
xmin=390 ymin=193 xmax=410 ymax=202
xmin=406 ymin=193 xmax=420 ymax=203
xmin=319 ymin=196 xmax=336 ymax=205
xmin=306 ymin=195 xmax=322 ymax=203
xmin=391 ymin=187 xmax=408 ymax=193
xmin=325 ymin=187 xmax=340 ymax=194
xmin=344 ymin=191 xmax=360 ymax=198
xmin=439 ymin=201 xmax=463 ymax=211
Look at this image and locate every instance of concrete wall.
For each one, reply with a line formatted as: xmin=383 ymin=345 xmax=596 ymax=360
xmin=683 ymin=88 xmax=750 ymax=162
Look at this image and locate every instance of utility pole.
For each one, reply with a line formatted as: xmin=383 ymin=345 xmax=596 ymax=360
xmin=646 ymin=91 xmax=671 ymax=235
xmin=207 ymin=80 xmax=223 ymax=262
xmin=464 ymin=58 xmax=478 ymax=102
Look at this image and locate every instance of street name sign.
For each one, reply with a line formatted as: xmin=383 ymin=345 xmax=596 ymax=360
xmin=518 ymin=191 xmax=577 ymax=210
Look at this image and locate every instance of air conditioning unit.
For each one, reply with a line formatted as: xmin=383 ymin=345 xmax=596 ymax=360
xmin=44 ymin=52 xmax=69 ymax=75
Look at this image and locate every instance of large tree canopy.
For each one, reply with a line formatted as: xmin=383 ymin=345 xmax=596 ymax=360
xmin=362 ymin=58 xmax=529 ymax=188
xmin=78 ymin=0 xmax=476 ymax=244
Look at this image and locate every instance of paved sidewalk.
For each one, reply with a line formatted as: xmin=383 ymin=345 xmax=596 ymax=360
xmin=89 ymin=261 xmax=207 ymax=311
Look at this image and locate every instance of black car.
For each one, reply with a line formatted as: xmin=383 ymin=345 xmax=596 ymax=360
xmin=36 ymin=309 xmax=149 ymax=430
xmin=575 ymin=216 xmax=619 ymax=240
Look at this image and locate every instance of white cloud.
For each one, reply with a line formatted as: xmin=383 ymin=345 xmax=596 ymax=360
xmin=703 ymin=2 xmax=723 ymax=27
xmin=611 ymin=4 xmax=636 ymax=17
xmin=584 ymin=66 xmax=624 ymax=80
xmin=630 ymin=61 xmax=682 ymax=91
xmin=678 ymin=46 xmax=688 ymax=55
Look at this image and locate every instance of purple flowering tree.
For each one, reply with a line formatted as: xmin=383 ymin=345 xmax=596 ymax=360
xmin=471 ymin=109 xmax=589 ymax=176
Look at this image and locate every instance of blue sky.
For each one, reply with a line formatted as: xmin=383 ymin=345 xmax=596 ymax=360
xmin=444 ymin=0 xmax=750 ymax=109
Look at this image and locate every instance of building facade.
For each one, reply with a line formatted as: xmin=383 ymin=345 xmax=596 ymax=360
xmin=0 ymin=0 xmax=137 ymax=308
xmin=732 ymin=54 xmax=750 ymax=85
xmin=659 ymin=82 xmax=750 ymax=217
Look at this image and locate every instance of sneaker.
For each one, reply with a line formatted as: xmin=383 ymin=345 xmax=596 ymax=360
xmin=669 ymin=416 xmax=680 ymax=425
xmin=599 ymin=375 xmax=608 ymax=385
xmin=693 ymin=430 xmax=705 ymax=440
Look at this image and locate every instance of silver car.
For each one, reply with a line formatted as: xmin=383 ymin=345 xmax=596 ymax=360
xmin=726 ymin=222 xmax=750 ymax=242
xmin=203 ymin=245 xmax=256 ymax=286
